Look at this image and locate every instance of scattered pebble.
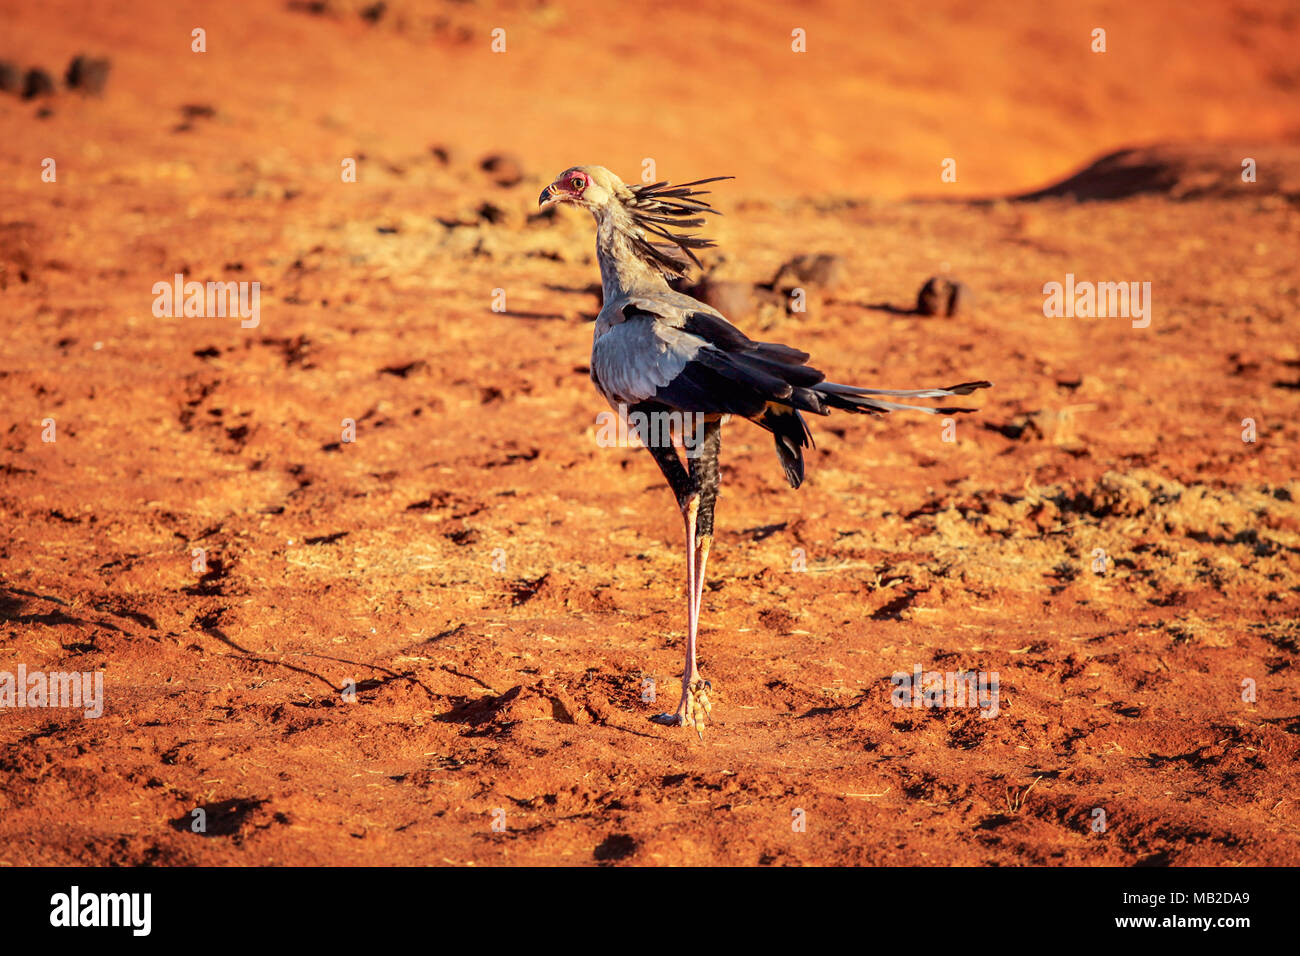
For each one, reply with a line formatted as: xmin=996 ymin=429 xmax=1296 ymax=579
xmin=770 ymin=252 xmax=844 ymax=291
xmin=689 ymin=278 xmax=757 ymax=319
xmin=66 ymin=55 xmax=111 ymax=95
xmin=678 ymin=277 xmax=785 ymax=324
xmin=22 ymin=68 xmax=56 ymax=100
xmin=916 ymin=275 xmax=969 ymax=316
xmin=480 ymin=153 xmax=524 ymax=187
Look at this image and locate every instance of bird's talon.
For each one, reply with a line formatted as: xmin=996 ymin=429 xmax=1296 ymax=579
xmin=685 ymin=678 xmax=712 ymax=739
xmin=697 ymin=679 xmax=713 ymax=716
xmin=649 ymin=679 xmax=714 ymax=739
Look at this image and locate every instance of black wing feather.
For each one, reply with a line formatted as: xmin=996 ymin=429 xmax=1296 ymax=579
xmin=652 ymin=359 xmax=770 ymax=417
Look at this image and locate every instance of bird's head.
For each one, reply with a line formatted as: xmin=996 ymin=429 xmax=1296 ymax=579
xmin=539 ymin=165 xmax=734 ymax=279
xmin=538 ymin=165 xmax=628 ymax=212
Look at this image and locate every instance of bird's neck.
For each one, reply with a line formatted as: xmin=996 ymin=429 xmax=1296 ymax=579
xmin=594 ymin=206 xmax=672 ymax=301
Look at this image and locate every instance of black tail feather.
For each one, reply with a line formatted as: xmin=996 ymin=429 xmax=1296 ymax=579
xmin=814 ymin=379 xmax=991 ymax=416
xmin=757 ymin=404 xmax=813 ymax=488
xmin=757 ymin=379 xmax=991 ymax=485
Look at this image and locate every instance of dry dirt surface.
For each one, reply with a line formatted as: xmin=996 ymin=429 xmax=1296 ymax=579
xmin=1 ymin=0 xmax=1298 ymax=866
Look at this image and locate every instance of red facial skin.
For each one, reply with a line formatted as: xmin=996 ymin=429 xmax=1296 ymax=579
xmin=561 ymin=170 xmax=588 ymax=198
xmin=539 ymin=169 xmax=589 ymax=208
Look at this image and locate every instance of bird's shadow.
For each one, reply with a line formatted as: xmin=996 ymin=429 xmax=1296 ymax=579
xmin=864 ymin=301 xmax=920 ymax=316
xmin=544 ymin=282 xmax=601 ymax=297
xmin=499 ymin=309 xmax=568 ymax=321
xmin=201 ymin=625 xmax=438 ymax=701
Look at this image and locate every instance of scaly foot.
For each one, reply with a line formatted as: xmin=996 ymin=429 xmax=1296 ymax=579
xmin=651 ymin=679 xmax=713 ymax=739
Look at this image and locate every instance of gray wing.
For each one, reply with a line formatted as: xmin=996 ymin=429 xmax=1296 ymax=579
xmin=591 ymin=302 xmax=827 ymax=416
xmin=591 ymin=315 xmax=699 ymax=407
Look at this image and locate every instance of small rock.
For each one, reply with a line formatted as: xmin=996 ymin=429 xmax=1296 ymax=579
xmin=480 ymin=152 xmax=524 ymax=187
xmin=917 ymin=275 xmax=969 ymax=316
xmin=429 ymin=144 xmax=452 ymax=165
xmin=678 ymin=277 xmax=785 ymax=325
xmin=687 ymin=279 xmax=754 ymax=319
xmin=476 ymin=201 xmax=518 ymax=226
xmin=770 ymin=252 xmax=844 ymax=291
xmin=66 ymin=55 xmax=111 ymax=95
xmin=985 ymin=414 xmax=1046 ymax=442
xmin=360 ymin=1 xmax=386 ymax=23
xmin=22 ymin=68 xmax=55 ymax=100
xmin=0 ymin=61 xmax=21 ymax=95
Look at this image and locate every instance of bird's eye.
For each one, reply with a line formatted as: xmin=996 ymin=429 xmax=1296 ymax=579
xmin=569 ymin=177 xmax=585 ymax=191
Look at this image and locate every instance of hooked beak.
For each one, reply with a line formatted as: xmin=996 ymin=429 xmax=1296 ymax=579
xmin=538 ymin=184 xmax=558 ymax=208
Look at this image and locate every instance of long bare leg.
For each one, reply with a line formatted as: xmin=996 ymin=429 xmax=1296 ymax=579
xmin=651 ymin=491 xmax=708 ymax=730
xmin=681 ymin=420 xmax=721 ymax=731
xmin=683 ymin=494 xmax=699 ymax=687
xmin=666 ymin=493 xmax=713 ymax=736
xmin=634 ymin=405 xmax=705 ymax=730
xmin=650 ymin=490 xmax=706 ymax=730
xmin=691 ymin=420 xmax=722 ymax=635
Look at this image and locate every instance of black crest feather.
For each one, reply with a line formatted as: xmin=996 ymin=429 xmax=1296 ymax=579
xmin=625 ymin=176 xmax=733 ymax=278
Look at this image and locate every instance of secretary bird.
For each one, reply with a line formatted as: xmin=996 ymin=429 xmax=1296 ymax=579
xmin=539 ymin=166 xmax=990 ymax=738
